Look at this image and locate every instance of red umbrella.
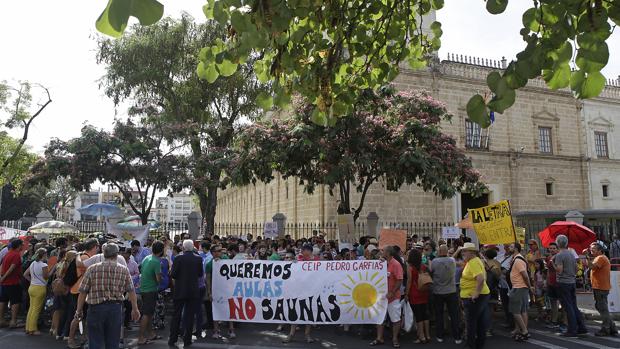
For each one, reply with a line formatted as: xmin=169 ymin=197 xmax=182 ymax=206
xmin=537 ymin=221 xmax=596 ymax=251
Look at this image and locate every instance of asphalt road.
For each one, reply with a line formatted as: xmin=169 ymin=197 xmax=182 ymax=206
xmin=1 ymin=316 xmax=619 ymax=349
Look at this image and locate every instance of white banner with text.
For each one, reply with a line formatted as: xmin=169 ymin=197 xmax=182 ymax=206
xmin=212 ymin=260 xmax=388 ymax=324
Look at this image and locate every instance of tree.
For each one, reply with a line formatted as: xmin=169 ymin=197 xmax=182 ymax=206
xmin=27 ymin=177 xmax=78 ymax=220
xmin=0 ymin=81 xmax=51 ymax=174
xmin=95 ymin=1 xmax=620 ymax=127
xmin=32 ymin=119 xmax=189 ymax=225
xmin=0 ymin=184 xmax=42 ymax=221
xmin=96 ymin=16 xmax=266 ymax=234
xmin=233 ymin=87 xmax=486 ymax=222
xmin=0 ymin=133 xmax=39 ymax=217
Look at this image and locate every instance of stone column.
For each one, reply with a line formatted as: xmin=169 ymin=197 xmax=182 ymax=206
xmin=564 ymin=210 xmax=584 ymax=224
xmin=272 ymin=213 xmax=287 ymax=238
xmin=187 ymin=211 xmax=202 ymax=239
xmin=367 ymin=212 xmax=379 ymax=237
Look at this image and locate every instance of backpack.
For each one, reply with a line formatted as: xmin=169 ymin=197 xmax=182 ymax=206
xmin=62 ymin=259 xmax=78 ymax=287
xmin=51 ymin=262 xmax=69 ymax=296
xmin=484 ymin=260 xmax=500 ymax=297
xmin=506 ymin=255 xmax=526 ymax=289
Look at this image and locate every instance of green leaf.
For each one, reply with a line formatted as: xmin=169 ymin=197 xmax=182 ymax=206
xmin=466 ymin=95 xmax=490 ymax=128
xmin=96 ymin=0 xmax=164 ymax=38
xmin=257 ymin=92 xmax=273 ymax=110
xmin=486 ymin=0 xmax=508 ymax=15
xmin=431 ymin=0 xmax=444 ymax=10
xmin=542 ymin=63 xmax=570 ymax=89
xmin=522 ymin=8 xmax=540 ymax=32
xmin=575 ymin=43 xmax=609 ymax=73
xmin=610 ymin=4 xmax=620 ymax=26
xmin=310 ymin=108 xmax=328 ymax=126
xmin=570 ymin=70 xmax=606 ymax=99
xmin=486 ymin=71 xmax=502 ymax=92
xmin=196 ymin=62 xmax=219 ymax=83
xmin=217 ymin=59 xmax=238 ymax=77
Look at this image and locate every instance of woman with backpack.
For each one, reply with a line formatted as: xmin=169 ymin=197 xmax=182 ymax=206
xmin=50 ymin=249 xmax=74 ymax=339
xmin=406 ymin=247 xmax=431 ymax=344
xmin=23 ymin=248 xmax=49 ymax=335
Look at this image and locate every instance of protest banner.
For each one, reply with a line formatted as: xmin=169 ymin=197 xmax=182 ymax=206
xmin=264 ymin=222 xmax=278 ymax=239
xmin=441 ymin=226 xmax=461 ymax=239
xmin=468 ymin=200 xmax=516 ymax=244
xmin=0 ymin=227 xmax=28 ymax=245
xmin=106 ymin=222 xmax=149 ymax=247
xmin=337 ymin=214 xmax=356 ymax=251
xmin=378 ymin=229 xmax=407 ymax=251
xmin=212 ymin=259 xmax=387 ymax=324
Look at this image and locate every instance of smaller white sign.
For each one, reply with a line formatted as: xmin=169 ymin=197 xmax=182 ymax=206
xmin=609 ymin=271 xmax=620 ymax=313
xmin=441 ymin=226 xmax=461 ymax=239
xmin=263 ymin=222 xmax=278 ymax=239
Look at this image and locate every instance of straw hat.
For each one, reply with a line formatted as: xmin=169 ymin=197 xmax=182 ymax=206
xmin=461 ymin=242 xmax=478 ymax=252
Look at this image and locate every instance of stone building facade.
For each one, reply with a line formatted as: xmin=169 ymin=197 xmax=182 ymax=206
xmin=215 ymin=56 xmax=620 ymax=227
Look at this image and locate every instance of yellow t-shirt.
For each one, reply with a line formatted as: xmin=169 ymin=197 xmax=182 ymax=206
xmin=460 ymin=257 xmax=490 ymax=298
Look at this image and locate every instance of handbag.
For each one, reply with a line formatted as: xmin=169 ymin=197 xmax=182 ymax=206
xmin=417 ymin=268 xmax=433 ymax=291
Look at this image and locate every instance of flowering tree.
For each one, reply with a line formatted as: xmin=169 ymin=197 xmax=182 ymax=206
xmin=233 ymin=87 xmax=486 ymax=222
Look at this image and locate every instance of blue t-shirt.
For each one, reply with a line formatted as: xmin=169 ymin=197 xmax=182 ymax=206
xmin=159 ymin=258 xmax=170 ymax=291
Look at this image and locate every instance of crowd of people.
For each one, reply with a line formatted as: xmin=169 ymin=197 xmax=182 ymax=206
xmin=0 ymin=230 xmax=618 ymax=349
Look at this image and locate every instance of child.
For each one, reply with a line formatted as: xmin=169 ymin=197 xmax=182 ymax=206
xmin=533 ymin=259 xmax=547 ymax=321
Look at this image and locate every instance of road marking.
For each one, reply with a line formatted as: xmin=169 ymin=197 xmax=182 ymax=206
xmin=526 ymin=338 xmax=568 ymax=349
xmin=529 ymin=329 xmax=617 ymax=349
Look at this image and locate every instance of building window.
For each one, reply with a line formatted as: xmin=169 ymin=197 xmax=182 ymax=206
xmin=602 ymin=184 xmax=609 ymax=198
xmin=465 ymin=120 xmax=488 ymax=149
xmin=594 ymin=132 xmax=609 ymax=158
xmin=539 ymin=127 xmax=553 ymax=154
xmin=546 ymin=182 xmax=554 ymax=196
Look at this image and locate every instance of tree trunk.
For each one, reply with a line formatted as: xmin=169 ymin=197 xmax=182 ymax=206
xmin=204 ymin=168 xmax=223 ymax=236
xmin=140 ymin=213 xmax=149 ymax=226
xmin=195 ymin=188 xmax=208 ymax=222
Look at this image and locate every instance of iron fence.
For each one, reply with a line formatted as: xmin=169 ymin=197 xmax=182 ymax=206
xmin=0 ymin=220 xmax=189 ymax=240
xmin=213 ymin=221 xmax=454 ymax=241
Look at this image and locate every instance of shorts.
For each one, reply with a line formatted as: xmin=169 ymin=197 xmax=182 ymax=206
xmin=547 ymin=285 xmax=559 ymax=299
xmin=0 ymin=284 xmax=23 ymax=305
xmin=509 ymin=288 xmax=529 ymax=314
xmin=412 ymin=303 xmax=429 ymax=322
xmin=386 ymin=300 xmax=402 ymax=323
xmin=141 ymin=292 xmax=157 ymax=316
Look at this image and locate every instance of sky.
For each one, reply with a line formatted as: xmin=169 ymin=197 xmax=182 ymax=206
xmin=1 ymin=0 xmax=619 ymax=154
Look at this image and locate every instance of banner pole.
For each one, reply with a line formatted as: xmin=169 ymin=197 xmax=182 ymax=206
xmin=508 ymin=200 xmax=517 ymax=243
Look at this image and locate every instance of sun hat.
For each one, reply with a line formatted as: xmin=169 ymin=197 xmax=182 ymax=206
xmin=461 ymin=242 xmax=478 ymax=251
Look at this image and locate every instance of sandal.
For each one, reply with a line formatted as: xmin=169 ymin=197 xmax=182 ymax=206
xmin=148 ymin=335 xmax=163 ymax=341
xmin=370 ymin=339 xmax=385 ymax=346
xmin=282 ymin=335 xmax=293 ymax=343
xmin=393 ymin=341 xmax=401 ymax=348
xmin=413 ymin=339 xmax=423 ymax=344
xmin=137 ymin=339 xmax=151 ymax=345
xmin=306 ymin=336 xmax=315 ymax=343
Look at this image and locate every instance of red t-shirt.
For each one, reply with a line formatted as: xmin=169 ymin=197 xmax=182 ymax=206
xmin=408 ymin=265 xmax=430 ymax=305
xmin=387 ymin=258 xmax=403 ymax=303
xmin=0 ymin=250 xmax=23 ymax=286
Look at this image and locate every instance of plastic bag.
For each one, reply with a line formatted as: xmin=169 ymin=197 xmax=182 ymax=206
xmin=401 ymin=299 xmax=414 ymax=332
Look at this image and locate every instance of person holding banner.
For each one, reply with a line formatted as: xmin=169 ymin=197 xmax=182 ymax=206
xmin=459 ymin=243 xmax=490 ymax=349
xmin=586 ymin=241 xmax=618 ymax=336
xmin=370 ymin=246 xmax=402 ymax=348
xmin=283 ymin=244 xmax=316 ymax=344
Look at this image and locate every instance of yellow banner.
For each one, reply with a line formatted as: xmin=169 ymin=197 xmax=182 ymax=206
xmin=468 ymin=200 xmax=516 ymax=244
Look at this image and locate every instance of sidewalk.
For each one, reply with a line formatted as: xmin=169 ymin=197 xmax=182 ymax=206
xmin=577 ymin=292 xmax=620 ymax=321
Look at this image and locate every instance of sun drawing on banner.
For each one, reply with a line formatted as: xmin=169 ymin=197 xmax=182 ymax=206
xmin=339 ymin=271 xmax=387 ymax=320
